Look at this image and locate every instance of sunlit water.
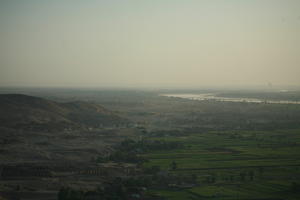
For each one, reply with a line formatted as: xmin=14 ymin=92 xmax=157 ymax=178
xmin=161 ymin=93 xmax=300 ymax=105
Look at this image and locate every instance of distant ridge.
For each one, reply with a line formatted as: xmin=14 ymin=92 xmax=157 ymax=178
xmin=0 ymin=94 xmax=129 ymax=131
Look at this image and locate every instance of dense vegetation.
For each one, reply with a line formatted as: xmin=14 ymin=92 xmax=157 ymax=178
xmin=141 ymin=129 xmax=300 ymax=200
xmin=96 ymin=139 xmax=182 ymax=163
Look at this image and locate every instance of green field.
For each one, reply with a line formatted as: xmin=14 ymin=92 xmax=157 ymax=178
xmin=142 ymin=129 xmax=300 ymax=200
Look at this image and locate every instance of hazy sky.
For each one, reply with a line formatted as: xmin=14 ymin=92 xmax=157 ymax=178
xmin=0 ymin=0 xmax=299 ymax=88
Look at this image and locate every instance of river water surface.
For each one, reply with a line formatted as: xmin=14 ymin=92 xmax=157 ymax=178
xmin=161 ymin=93 xmax=300 ymax=105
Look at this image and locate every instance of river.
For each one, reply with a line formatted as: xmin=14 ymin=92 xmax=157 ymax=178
xmin=161 ymin=93 xmax=300 ymax=105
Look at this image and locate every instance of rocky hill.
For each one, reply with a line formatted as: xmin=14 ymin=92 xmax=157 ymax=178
xmin=0 ymin=94 xmax=129 ymax=131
